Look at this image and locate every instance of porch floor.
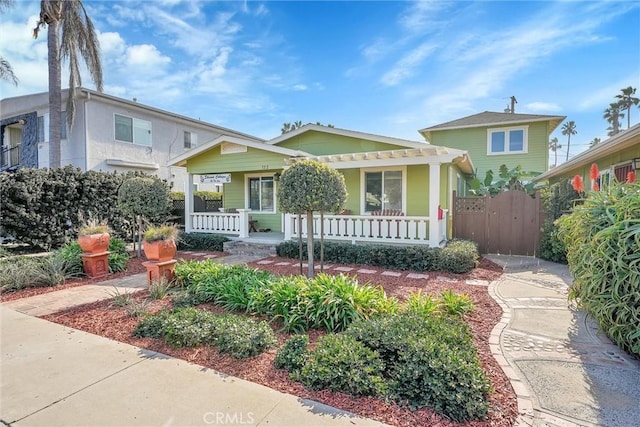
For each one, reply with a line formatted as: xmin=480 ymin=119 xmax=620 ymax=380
xmin=228 ymin=231 xmax=285 ymax=244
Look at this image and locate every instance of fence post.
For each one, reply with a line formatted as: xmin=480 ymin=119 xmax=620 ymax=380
xmin=185 ymin=174 xmax=193 ymax=233
xmin=237 ymin=209 xmax=250 ymax=238
xmin=283 ymin=213 xmax=292 ymax=240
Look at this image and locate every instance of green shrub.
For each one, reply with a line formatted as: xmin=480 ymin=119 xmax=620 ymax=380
xmin=439 ymin=290 xmax=474 ymax=317
xmin=402 ymin=291 xmax=438 ymax=317
xmin=557 ymin=182 xmax=640 ymax=356
xmin=344 ymin=312 xmax=489 ymax=421
xmin=438 ymin=240 xmax=479 ymax=273
xmin=59 ymin=238 xmax=130 ymax=275
xmin=177 ymin=233 xmax=229 ymax=252
xmin=298 ymin=334 xmax=386 ymax=396
xmin=0 ymin=167 xmax=156 ymax=250
xmin=389 ymin=337 xmax=490 ymax=421
xmin=274 ymin=334 xmax=309 ymax=374
xmin=58 ymin=242 xmax=84 ymax=276
xmin=276 ymin=240 xmax=477 ymax=273
xmin=249 ymin=275 xmax=308 ymax=332
xmin=133 ymin=307 xmax=276 ymax=358
xmin=149 ymin=277 xmax=173 ymax=300
xmin=539 ymin=181 xmax=581 ymax=263
xmin=0 ymin=252 xmax=79 ymax=293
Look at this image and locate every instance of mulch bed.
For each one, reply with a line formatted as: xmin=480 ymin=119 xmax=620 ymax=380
xmin=36 ymin=254 xmax=517 ymax=427
xmin=0 ymin=251 xmax=224 ymax=302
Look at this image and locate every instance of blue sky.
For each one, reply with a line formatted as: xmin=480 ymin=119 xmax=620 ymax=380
xmin=1 ymin=0 xmax=639 ymax=166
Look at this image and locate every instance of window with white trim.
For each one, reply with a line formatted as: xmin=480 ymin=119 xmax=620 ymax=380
xmin=364 ymin=170 xmax=403 ymax=212
xmin=248 ymin=176 xmax=275 ymax=212
xmin=598 ymin=169 xmax=611 ymax=191
xmin=114 ymin=114 xmax=152 ymax=146
xmin=487 ymin=126 xmax=527 ymax=155
xmin=184 ymin=131 xmax=197 ymax=149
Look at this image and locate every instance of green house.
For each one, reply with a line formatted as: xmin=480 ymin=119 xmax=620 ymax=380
xmin=169 ymin=124 xmax=474 ymax=246
xmin=535 ymin=123 xmax=640 ymax=190
xmin=419 ymin=111 xmax=565 ymax=186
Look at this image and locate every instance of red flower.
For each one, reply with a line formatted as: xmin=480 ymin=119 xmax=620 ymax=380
xmin=572 ymin=175 xmax=584 ymax=193
xmin=590 ymin=163 xmax=600 ymax=181
xmin=628 ymin=171 xmax=636 ymax=183
xmin=593 ymin=182 xmax=600 ymax=191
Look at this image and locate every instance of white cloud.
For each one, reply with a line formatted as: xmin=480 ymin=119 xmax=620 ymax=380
xmin=381 ymin=42 xmax=437 ymax=86
xmin=126 ymin=44 xmax=171 ymax=67
xmin=525 ymin=102 xmax=563 ymax=113
xmin=578 ymin=76 xmax=640 ymax=111
xmin=292 ymin=84 xmax=307 ymax=91
xmin=98 ymin=31 xmax=126 ymax=57
xmin=398 ymin=1 xmax=449 ymax=34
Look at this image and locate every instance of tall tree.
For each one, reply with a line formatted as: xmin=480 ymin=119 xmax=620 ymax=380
xmin=549 ymin=137 xmax=562 ymax=167
xmin=561 ymin=121 xmax=577 ymax=162
xmin=33 ymin=0 xmax=103 ymax=168
xmin=603 ymin=103 xmax=624 ymax=136
xmin=589 ymin=137 xmax=601 ymax=148
xmin=615 ymin=86 xmax=639 ymax=129
xmin=0 ymin=0 xmax=18 ymax=85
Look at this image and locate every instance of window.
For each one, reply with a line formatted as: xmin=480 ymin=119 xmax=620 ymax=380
xmin=37 ymin=115 xmax=45 ymax=142
xmin=184 ymin=131 xmax=197 ymax=149
xmin=364 ymin=170 xmax=403 ymax=212
xmin=114 ymin=114 xmax=152 ymax=146
xmin=614 ymin=163 xmax=633 ymax=183
xmin=248 ymin=176 xmax=274 ymax=212
xmin=599 ymin=169 xmax=611 ymax=191
xmin=488 ymin=127 xmax=527 ymax=155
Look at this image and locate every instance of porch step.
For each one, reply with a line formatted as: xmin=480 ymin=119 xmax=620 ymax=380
xmin=223 ymin=241 xmax=277 ymax=258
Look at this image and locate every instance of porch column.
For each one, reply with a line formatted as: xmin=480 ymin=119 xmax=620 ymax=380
xmin=237 ymin=209 xmax=250 ymax=238
xmin=185 ymin=173 xmax=193 ymax=233
xmin=428 ymin=163 xmax=441 ymax=247
xmin=283 ymin=213 xmax=292 ymax=240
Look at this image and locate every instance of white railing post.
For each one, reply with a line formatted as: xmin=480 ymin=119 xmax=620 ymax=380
xmin=237 ymin=209 xmax=250 ymax=238
xmin=185 ymin=173 xmax=193 ymax=233
xmin=429 ymin=163 xmax=441 ymax=247
xmin=284 ymin=213 xmax=293 ymax=240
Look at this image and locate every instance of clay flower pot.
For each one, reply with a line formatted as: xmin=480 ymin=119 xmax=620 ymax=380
xmin=143 ymin=239 xmax=177 ymax=262
xmin=78 ymin=232 xmax=110 ymax=254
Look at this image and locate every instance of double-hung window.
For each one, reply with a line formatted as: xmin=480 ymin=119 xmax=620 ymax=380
xmin=114 ymin=114 xmax=152 ymax=146
xmin=487 ymin=126 xmax=527 ymax=155
xmin=248 ymin=176 xmax=275 ymax=212
xmin=184 ymin=131 xmax=197 ymax=149
xmin=363 ymin=169 xmax=403 ymax=213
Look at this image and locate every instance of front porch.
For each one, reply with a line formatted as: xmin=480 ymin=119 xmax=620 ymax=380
xmin=185 ymin=210 xmax=448 ymax=247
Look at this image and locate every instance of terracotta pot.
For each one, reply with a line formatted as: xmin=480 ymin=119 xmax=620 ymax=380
xmin=78 ymin=233 xmax=110 ymax=254
xmin=143 ymin=239 xmax=177 ymax=262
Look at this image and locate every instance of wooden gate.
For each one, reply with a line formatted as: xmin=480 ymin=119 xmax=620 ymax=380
xmin=453 ymin=190 xmax=545 ymax=256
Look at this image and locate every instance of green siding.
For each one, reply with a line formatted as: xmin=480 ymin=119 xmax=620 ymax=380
xmin=341 ymin=168 xmax=360 ymax=213
xmin=549 ymin=144 xmax=640 ymax=187
xmin=406 ymin=165 xmax=428 ymax=216
xmin=186 ymin=145 xmax=289 ymax=174
xmin=277 ymin=131 xmax=412 ymax=155
xmin=430 ymin=121 xmax=550 ymax=178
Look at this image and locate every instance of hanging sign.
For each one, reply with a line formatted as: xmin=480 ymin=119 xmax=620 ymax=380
xmin=200 ymin=174 xmax=231 ymax=184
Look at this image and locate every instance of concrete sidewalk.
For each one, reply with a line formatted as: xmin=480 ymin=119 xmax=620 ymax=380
xmin=486 ymin=255 xmax=640 ymax=427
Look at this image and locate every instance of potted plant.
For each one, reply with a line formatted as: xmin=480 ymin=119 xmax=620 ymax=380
xmin=143 ymin=224 xmax=179 ymax=262
xmin=78 ymin=220 xmax=111 ymax=254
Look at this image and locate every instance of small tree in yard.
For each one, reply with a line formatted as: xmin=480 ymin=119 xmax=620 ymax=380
xmin=117 ymin=176 xmax=171 ymax=256
xmin=278 ymin=160 xmax=347 ymax=277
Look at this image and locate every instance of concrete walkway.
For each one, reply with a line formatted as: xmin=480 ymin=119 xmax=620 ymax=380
xmin=486 ymin=255 xmax=640 ymax=427
xmin=1 ymin=252 xmax=386 ymax=427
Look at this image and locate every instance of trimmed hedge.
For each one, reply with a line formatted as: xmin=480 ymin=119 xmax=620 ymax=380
xmin=177 ymin=233 xmax=229 ymax=252
xmin=0 ymin=166 xmax=170 ymax=250
xmin=276 ymin=239 xmax=478 ymax=273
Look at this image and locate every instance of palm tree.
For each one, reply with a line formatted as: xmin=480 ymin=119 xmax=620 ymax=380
xmin=615 ymin=86 xmax=639 ymax=129
xmin=589 ymin=137 xmax=601 ymax=148
xmin=549 ymin=137 xmax=562 ymax=167
xmin=603 ymin=103 xmax=624 ymax=136
xmin=561 ymin=121 xmax=577 ymax=162
xmin=0 ymin=0 xmax=18 ymax=85
xmin=33 ymin=0 xmax=103 ymax=168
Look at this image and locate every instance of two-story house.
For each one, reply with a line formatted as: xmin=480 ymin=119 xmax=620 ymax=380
xmin=419 ymin=111 xmax=566 ymax=188
xmin=0 ymin=88 xmax=262 ymax=191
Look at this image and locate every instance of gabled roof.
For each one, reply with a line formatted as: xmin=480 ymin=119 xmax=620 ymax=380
xmin=534 ymin=123 xmax=640 ymax=182
xmin=268 ymin=123 xmax=430 ymax=149
xmin=419 ymin=111 xmax=566 ymax=141
xmin=168 ymin=135 xmax=310 ymax=167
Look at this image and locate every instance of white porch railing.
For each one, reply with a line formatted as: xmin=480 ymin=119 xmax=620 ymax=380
xmin=284 ymin=211 xmax=448 ymax=246
xmin=188 ymin=209 xmax=251 ymax=238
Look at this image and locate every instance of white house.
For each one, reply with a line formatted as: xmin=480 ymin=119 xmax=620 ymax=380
xmin=0 ymin=88 xmax=262 ymax=191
